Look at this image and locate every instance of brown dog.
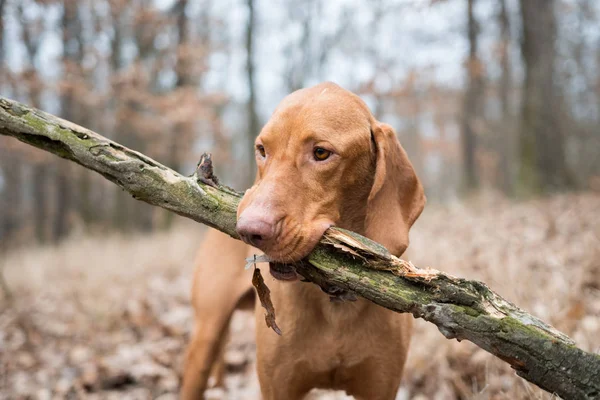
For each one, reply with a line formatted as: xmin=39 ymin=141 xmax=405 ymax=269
xmin=182 ymin=82 xmax=425 ymax=400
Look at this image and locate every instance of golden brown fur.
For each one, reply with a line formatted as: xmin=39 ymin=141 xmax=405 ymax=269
xmin=182 ymin=82 xmax=425 ymax=400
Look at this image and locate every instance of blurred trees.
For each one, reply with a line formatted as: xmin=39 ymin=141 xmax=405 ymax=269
xmin=0 ymin=0 xmax=230 ymax=245
xmin=461 ymin=0 xmax=483 ymax=191
xmin=1 ymin=0 xmax=599 ymax=246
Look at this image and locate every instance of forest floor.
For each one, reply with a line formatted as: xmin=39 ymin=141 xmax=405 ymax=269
xmin=1 ymin=192 xmax=599 ymax=400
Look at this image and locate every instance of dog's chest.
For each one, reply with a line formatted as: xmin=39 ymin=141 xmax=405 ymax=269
xmin=256 ymin=282 xmax=411 ymax=394
xmin=280 ymin=307 xmax=396 ymax=392
xmin=303 ymin=325 xmax=366 ymax=368
xmin=262 ymin=281 xmax=407 ymax=377
xmin=286 ymin=300 xmax=383 ymax=368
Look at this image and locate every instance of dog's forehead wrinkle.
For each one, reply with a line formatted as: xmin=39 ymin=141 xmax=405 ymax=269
xmin=261 ymin=84 xmax=374 ymax=159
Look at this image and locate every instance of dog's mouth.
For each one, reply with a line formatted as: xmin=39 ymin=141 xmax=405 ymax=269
xmin=269 ymin=262 xmax=298 ymax=281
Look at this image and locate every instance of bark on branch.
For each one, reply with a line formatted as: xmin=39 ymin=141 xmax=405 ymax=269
xmin=1 ymin=97 xmax=599 ymax=399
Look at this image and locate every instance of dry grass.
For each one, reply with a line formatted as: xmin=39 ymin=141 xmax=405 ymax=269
xmin=1 ymin=193 xmax=599 ymax=399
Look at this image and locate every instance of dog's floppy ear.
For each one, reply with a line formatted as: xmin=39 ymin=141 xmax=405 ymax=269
xmin=365 ymin=122 xmax=426 ymax=257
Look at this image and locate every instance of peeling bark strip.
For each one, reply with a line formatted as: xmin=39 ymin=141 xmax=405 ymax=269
xmin=1 ymin=96 xmax=599 ymax=399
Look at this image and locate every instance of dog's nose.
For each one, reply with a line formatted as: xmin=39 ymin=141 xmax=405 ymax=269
xmin=236 ymin=214 xmax=276 ymax=248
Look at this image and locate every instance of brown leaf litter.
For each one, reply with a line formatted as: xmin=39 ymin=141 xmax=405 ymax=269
xmin=0 ymin=193 xmax=598 ymax=399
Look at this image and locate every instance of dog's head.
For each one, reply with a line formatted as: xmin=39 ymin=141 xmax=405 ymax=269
xmin=236 ymin=82 xmax=425 ymax=279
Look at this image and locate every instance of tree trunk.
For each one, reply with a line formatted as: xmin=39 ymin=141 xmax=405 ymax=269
xmin=18 ymin=2 xmax=50 ymax=243
xmin=0 ymin=153 xmax=22 ymax=246
xmin=78 ymin=164 xmax=95 ymax=224
xmin=108 ymin=0 xmax=130 ymax=232
xmin=0 ymin=0 xmax=13 ymax=244
xmin=245 ymin=0 xmax=259 ymax=188
xmin=2 ymin=97 xmax=599 ymax=399
xmin=496 ymin=0 xmax=514 ymax=196
xmin=0 ymin=0 xmax=6 ymax=68
xmin=461 ymin=0 xmax=483 ymax=191
xmin=163 ymin=0 xmax=193 ymax=229
xmin=53 ymin=162 xmax=71 ymax=240
xmin=597 ymin=38 xmax=600 ymax=126
xmin=28 ymin=69 xmax=47 ymax=242
xmin=518 ymin=0 xmax=573 ymax=194
xmin=174 ymin=0 xmax=192 ymax=89
xmin=31 ymin=163 xmax=48 ymax=243
xmin=171 ymin=0 xmax=191 ymax=176
xmin=54 ymin=0 xmax=83 ymax=241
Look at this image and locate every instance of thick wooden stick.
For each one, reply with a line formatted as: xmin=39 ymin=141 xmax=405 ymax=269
xmin=1 ymin=96 xmax=598 ymax=399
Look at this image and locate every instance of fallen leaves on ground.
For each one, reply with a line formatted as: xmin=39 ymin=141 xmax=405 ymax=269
xmin=0 ymin=192 xmax=599 ymax=399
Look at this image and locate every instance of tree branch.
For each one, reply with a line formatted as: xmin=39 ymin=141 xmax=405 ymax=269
xmin=1 ymin=96 xmax=598 ymax=399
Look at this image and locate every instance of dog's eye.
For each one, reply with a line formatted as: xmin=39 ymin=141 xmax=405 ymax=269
xmin=256 ymin=144 xmax=266 ymax=158
xmin=313 ymin=147 xmax=331 ymax=161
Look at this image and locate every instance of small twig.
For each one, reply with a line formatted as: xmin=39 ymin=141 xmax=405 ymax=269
xmin=194 ymin=152 xmax=219 ymax=188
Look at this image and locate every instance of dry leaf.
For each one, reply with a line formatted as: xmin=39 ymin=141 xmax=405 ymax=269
xmin=252 ymin=268 xmax=282 ymax=336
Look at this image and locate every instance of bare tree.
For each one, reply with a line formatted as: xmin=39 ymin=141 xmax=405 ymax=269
xmin=170 ymin=0 xmax=191 ymax=176
xmin=519 ymin=0 xmax=573 ymax=193
xmin=73 ymin=1 xmax=100 ymax=228
xmin=0 ymin=0 xmax=12 ymax=243
xmin=495 ymin=0 xmax=514 ymax=195
xmin=461 ymin=0 xmax=484 ymax=191
xmin=0 ymin=148 xmax=21 ymax=247
xmin=54 ymin=0 xmax=84 ymax=241
xmin=108 ymin=0 xmax=132 ymax=231
xmin=282 ymin=0 xmax=314 ymax=92
xmin=0 ymin=0 xmax=5 ymax=68
xmin=245 ymin=0 xmax=259 ymax=187
xmin=597 ymin=36 xmax=600 ymax=126
xmin=567 ymin=0 xmax=600 ymax=187
xmin=109 ymin=0 xmax=164 ymax=232
xmin=163 ymin=0 xmax=196 ymax=228
xmin=18 ymin=1 xmax=50 ymax=242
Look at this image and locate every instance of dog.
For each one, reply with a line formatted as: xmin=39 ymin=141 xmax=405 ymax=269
xmin=182 ymin=82 xmax=425 ymax=400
